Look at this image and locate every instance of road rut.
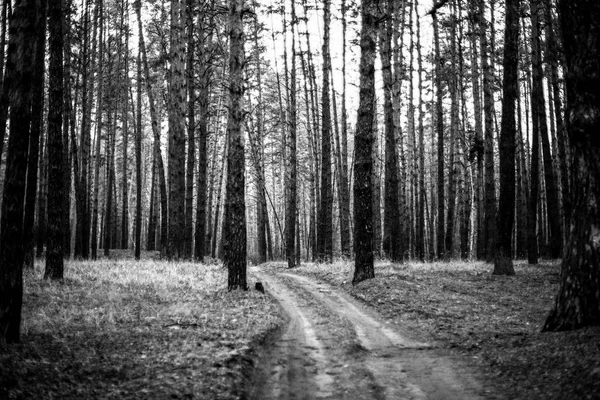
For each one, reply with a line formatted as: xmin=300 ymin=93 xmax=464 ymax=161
xmin=248 ymin=267 xmax=493 ymax=400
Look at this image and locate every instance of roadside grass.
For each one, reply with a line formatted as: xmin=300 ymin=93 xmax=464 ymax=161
xmin=282 ymin=259 xmax=600 ymax=400
xmin=0 ymin=254 xmax=283 ymax=400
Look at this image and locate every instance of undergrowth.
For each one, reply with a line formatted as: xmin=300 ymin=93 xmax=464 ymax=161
xmin=0 ymin=255 xmax=283 ymax=400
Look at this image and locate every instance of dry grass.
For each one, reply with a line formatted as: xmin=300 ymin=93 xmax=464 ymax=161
xmin=284 ymin=259 xmax=600 ymax=400
xmin=1 ymin=254 xmax=283 ymax=400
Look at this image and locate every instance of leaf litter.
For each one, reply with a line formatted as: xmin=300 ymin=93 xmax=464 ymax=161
xmin=284 ymin=259 xmax=600 ymax=400
xmin=0 ymin=254 xmax=283 ymax=399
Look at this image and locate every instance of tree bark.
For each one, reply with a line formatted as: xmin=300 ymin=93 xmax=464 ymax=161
xmin=381 ymin=0 xmax=401 ymax=263
xmin=317 ymin=0 xmax=333 ymax=263
xmin=285 ymin=0 xmax=297 ymax=269
xmin=23 ymin=0 xmax=46 ymax=269
xmin=543 ymin=0 xmax=600 ymax=331
xmin=0 ymin=0 xmax=39 ymax=345
xmin=45 ymin=0 xmax=65 ymax=279
xmin=353 ymin=0 xmax=379 ymax=285
xmin=493 ymin=0 xmax=519 ymax=275
xmin=167 ymin=0 xmax=186 ymax=260
xmin=223 ymin=0 xmax=247 ymax=290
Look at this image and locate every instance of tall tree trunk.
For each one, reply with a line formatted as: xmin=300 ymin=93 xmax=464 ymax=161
xmin=353 ymin=0 xmax=378 ymax=285
xmin=91 ymin=0 xmax=103 ymax=260
xmin=223 ymin=0 xmax=247 ymax=290
xmin=530 ymin=0 xmax=562 ymax=258
xmin=167 ymin=0 xmax=186 ymax=260
xmin=480 ymin=0 xmax=497 ymax=262
xmin=445 ymin=0 xmax=459 ymax=258
xmin=432 ymin=9 xmax=445 ymax=259
xmin=285 ymin=0 xmax=297 ymax=269
xmin=543 ymin=0 xmax=570 ymax=237
xmin=469 ymin=0 xmax=485 ymax=259
xmin=136 ymin=0 xmax=168 ymax=256
xmin=120 ymin=0 xmax=130 ymax=250
xmin=45 ymin=0 xmax=65 ymax=279
xmin=543 ymin=0 xmax=600 ymax=331
xmin=381 ymin=0 xmax=401 ymax=262
xmin=416 ymin=0 xmax=426 ymax=260
xmin=317 ymin=0 xmax=333 ymax=263
xmin=23 ymin=0 xmax=46 ymax=269
xmin=0 ymin=0 xmax=40 ymax=345
xmin=184 ymin=0 xmax=195 ymax=260
xmin=493 ymin=0 xmax=519 ymax=275
xmin=134 ymin=42 xmax=142 ymax=260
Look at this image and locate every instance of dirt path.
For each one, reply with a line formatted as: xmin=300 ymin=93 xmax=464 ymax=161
xmin=248 ymin=267 xmax=495 ymax=400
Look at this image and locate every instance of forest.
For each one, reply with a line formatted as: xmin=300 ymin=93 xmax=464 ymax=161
xmin=0 ymin=0 xmax=599 ymax=397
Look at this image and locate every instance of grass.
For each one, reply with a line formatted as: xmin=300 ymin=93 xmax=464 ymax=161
xmin=0 ymin=253 xmax=283 ymax=400
xmin=283 ymin=259 xmax=600 ymax=400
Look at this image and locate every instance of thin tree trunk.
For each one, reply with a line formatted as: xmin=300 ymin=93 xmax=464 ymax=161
xmin=480 ymin=0 xmax=497 ymax=262
xmin=184 ymin=0 xmax=195 ymax=260
xmin=136 ymin=0 xmax=168 ymax=256
xmin=432 ymin=9 xmax=445 ymax=259
xmin=285 ymin=0 xmax=297 ymax=269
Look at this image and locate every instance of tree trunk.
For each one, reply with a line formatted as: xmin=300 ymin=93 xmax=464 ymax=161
xmin=492 ymin=0 xmax=519 ymax=275
xmin=316 ymin=0 xmax=333 ymax=263
xmin=285 ymin=0 xmax=297 ymax=269
xmin=381 ymin=0 xmax=402 ymax=263
xmin=120 ymin=0 xmax=130 ymax=250
xmin=432 ymin=10 xmax=445 ymax=259
xmin=184 ymin=0 xmax=194 ymax=260
xmin=136 ymin=0 xmax=168 ymax=256
xmin=223 ymin=0 xmax=247 ymax=290
xmin=353 ymin=0 xmax=378 ymax=285
xmin=134 ymin=41 xmax=142 ymax=260
xmin=480 ymin=0 xmax=497 ymax=262
xmin=167 ymin=0 xmax=186 ymax=260
xmin=543 ymin=0 xmax=600 ymax=331
xmin=0 ymin=0 xmax=39 ymax=345
xmin=23 ymin=0 xmax=46 ymax=269
xmin=45 ymin=0 xmax=65 ymax=279
xmin=530 ymin=0 xmax=562 ymax=259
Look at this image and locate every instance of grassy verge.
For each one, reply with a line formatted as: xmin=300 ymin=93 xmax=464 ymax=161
xmin=283 ymin=260 xmax=600 ymax=400
xmin=0 ymin=255 xmax=283 ymax=399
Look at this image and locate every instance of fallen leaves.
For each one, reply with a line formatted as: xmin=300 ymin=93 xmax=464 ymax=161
xmin=287 ymin=259 xmax=600 ymax=400
xmin=0 ymin=255 xmax=284 ymax=400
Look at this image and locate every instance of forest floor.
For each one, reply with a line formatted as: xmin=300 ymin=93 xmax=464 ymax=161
xmin=2 ymin=256 xmax=599 ymax=399
xmin=0 ymin=251 xmax=283 ymax=400
xmin=255 ymin=260 xmax=600 ymax=400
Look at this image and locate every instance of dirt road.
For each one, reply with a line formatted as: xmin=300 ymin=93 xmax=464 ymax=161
xmin=247 ymin=267 xmax=495 ymax=400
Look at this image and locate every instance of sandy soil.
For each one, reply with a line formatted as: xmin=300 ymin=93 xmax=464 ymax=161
xmin=248 ymin=267 xmax=497 ymax=400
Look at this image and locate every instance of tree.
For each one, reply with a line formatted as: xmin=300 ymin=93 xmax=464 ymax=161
xmin=353 ymin=0 xmax=379 ymax=285
xmin=23 ymin=0 xmax=47 ymax=269
xmin=493 ymin=0 xmax=519 ymax=275
xmin=45 ymin=0 xmax=65 ymax=280
xmin=0 ymin=0 xmax=40 ymax=344
xmin=381 ymin=0 xmax=402 ymax=263
xmin=223 ymin=0 xmax=247 ymax=290
xmin=543 ymin=0 xmax=600 ymax=331
xmin=317 ymin=0 xmax=333 ymax=263
xmin=480 ymin=0 xmax=497 ymax=262
xmin=285 ymin=0 xmax=297 ymax=269
xmin=134 ymin=43 xmax=142 ymax=260
xmin=431 ymin=3 xmax=445 ymax=259
xmin=167 ymin=0 xmax=186 ymax=260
